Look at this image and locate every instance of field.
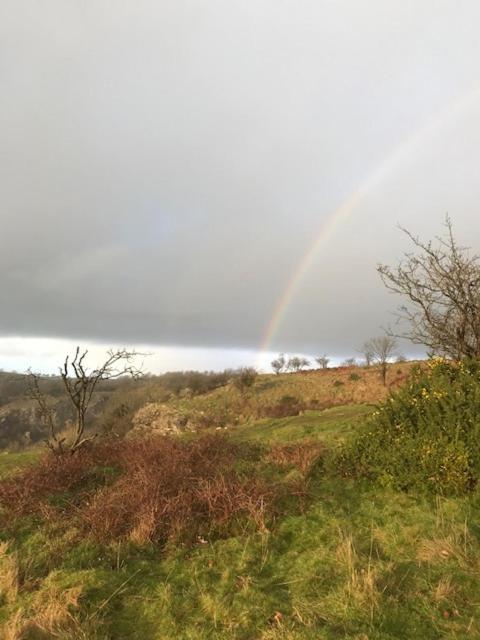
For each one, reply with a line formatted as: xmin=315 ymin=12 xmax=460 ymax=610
xmin=2 ymin=386 xmax=480 ymax=639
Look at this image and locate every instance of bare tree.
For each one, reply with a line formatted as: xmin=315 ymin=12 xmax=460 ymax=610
xmin=363 ymin=336 xmax=397 ymax=385
xmin=315 ymin=355 xmax=330 ymax=369
xmin=232 ymin=367 xmax=258 ymax=392
xmin=287 ymin=356 xmax=310 ymax=372
xmin=271 ymin=353 xmax=286 ymax=375
xmin=378 ymin=217 xmax=480 ymax=360
xmin=28 ymin=347 xmax=145 ymax=454
xmin=342 ymin=357 xmax=357 ymax=367
xmin=28 ymin=373 xmax=61 ymax=452
xmin=360 ymin=343 xmax=375 ymax=367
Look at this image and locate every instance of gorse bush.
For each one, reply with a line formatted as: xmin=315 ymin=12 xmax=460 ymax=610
xmin=337 ymin=358 xmax=480 ymax=493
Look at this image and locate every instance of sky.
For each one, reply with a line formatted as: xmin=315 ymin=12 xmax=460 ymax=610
xmin=2 ymin=1 xmax=480 ymax=373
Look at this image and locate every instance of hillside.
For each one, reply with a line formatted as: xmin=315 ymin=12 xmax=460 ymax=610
xmin=130 ymin=363 xmax=414 ymax=436
xmin=1 ymin=396 xmax=480 ymax=638
xmin=0 ymin=363 xmax=414 ymax=449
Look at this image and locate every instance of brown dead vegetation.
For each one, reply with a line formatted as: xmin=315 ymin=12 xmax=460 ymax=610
xmin=0 ymin=435 xmax=289 ymax=546
xmin=266 ymin=441 xmax=324 ymax=476
xmin=82 ymin=436 xmax=275 ymax=544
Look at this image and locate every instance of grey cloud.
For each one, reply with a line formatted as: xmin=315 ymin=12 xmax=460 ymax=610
xmin=2 ymin=1 xmax=480 ymax=356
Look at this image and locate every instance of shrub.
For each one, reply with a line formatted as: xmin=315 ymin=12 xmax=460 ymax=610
xmin=0 ymin=435 xmax=286 ymax=545
xmin=349 ymin=372 xmax=361 ymax=381
xmin=232 ymin=367 xmax=258 ymax=393
xmin=261 ymin=395 xmax=306 ymax=418
xmin=337 ymin=359 xmax=480 ymax=493
xmin=266 ymin=441 xmax=324 ymax=476
xmin=159 ymin=370 xmax=232 ymax=396
xmin=0 ymin=442 xmax=121 ymax=517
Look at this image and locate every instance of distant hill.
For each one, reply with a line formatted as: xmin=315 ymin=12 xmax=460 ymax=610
xmin=130 ymin=362 xmax=416 ymax=436
xmin=0 ymin=362 xmax=416 ymax=449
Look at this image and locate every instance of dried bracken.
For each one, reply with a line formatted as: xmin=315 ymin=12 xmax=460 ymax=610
xmin=0 ymin=434 xmax=283 ymax=546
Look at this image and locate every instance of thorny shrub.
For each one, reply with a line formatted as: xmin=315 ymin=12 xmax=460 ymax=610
xmin=336 ymin=358 xmax=480 ymax=494
xmin=0 ymin=435 xmax=291 ymax=545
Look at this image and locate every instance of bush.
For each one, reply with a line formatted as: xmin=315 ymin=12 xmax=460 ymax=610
xmin=336 ymin=359 xmax=480 ymax=493
xmin=349 ymin=372 xmax=361 ymax=381
xmin=0 ymin=435 xmax=287 ymax=545
xmin=159 ymin=370 xmax=232 ymax=396
xmin=261 ymin=395 xmax=306 ymax=418
xmin=232 ymin=367 xmax=258 ymax=393
xmin=266 ymin=441 xmax=324 ymax=476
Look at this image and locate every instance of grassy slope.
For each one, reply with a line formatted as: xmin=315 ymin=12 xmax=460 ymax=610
xmin=166 ymin=363 xmax=414 ymax=428
xmin=0 ymin=449 xmax=42 ymax=479
xmin=230 ymin=405 xmax=372 ymax=445
xmin=2 ymin=404 xmax=480 ymax=639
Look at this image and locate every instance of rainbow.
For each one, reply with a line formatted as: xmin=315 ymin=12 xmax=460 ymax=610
xmin=258 ymin=85 xmax=480 ymax=362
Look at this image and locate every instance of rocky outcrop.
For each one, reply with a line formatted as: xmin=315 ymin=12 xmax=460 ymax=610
xmin=0 ymin=401 xmax=45 ymax=448
xmin=130 ymin=403 xmax=196 ymax=436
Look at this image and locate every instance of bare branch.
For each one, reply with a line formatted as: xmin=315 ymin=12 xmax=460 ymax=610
xmin=363 ymin=336 xmax=397 ymax=385
xmin=378 ymin=218 xmax=480 ymax=360
xmin=30 ymin=347 xmax=147 ymax=454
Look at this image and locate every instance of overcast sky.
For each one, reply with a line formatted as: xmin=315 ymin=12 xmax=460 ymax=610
xmin=2 ymin=1 xmax=480 ymax=373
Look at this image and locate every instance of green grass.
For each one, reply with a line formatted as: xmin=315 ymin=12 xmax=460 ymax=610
xmin=2 ymin=404 xmax=480 ymax=638
xmin=230 ymin=404 xmax=373 ymax=446
xmin=0 ymin=448 xmax=42 ymax=479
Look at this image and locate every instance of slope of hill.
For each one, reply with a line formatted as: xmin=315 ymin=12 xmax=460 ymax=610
xmin=1 ymin=398 xmax=479 ymax=639
xmin=132 ymin=363 xmax=414 ymax=436
xmin=0 ymin=363 xmax=415 ymax=449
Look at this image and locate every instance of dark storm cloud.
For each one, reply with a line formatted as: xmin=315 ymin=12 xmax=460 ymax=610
xmin=2 ymin=0 xmax=480 ymax=355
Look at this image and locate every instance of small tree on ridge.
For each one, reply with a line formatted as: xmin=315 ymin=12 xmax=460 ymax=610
xmin=315 ymin=355 xmax=330 ymax=369
xmin=363 ymin=336 xmax=397 ymax=385
xmin=271 ymin=354 xmax=286 ymax=375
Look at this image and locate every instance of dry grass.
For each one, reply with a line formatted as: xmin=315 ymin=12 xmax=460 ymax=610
xmin=2 ymin=585 xmax=82 ymax=640
xmin=0 ymin=434 xmax=286 ymax=546
xmin=433 ymin=576 xmax=456 ymax=602
xmin=266 ymin=441 xmax=324 ymax=476
xmin=0 ymin=542 xmax=19 ymax=605
xmin=167 ymin=362 xmax=416 ymax=430
xmin=1 ymin=540 xmax=82 ymax=640
xmin=335 ymin=533 xmax=379 ymax=619
xmin=417 ymin=535 xmax=468 ymax=566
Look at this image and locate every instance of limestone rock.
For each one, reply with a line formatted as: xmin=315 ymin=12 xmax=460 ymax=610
xmin=131 ymin=403 xmax=193 ymax=436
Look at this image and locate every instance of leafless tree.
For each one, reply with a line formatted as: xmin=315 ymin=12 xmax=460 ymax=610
xmin=378 ymin=217 xmax=480 ymax=360
xmin=271 ymin=353 xmax=286 ymax=375
xmin=27 ymin=373 xmax=60 ymax=452
xmin=363 ymin=336 xmax=397 ymax=385
xmin=315 ymin=355 xmax=330 ymax=369
xmin=287 ymin=356 xmax=310 ymax=372
xmin=342 ymin=357 xmax=357 ymax=367
xmin=360 ymin=344 xmax=375 ymax=367
xmin=28 ymin=347 xmax=145 ymax=454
